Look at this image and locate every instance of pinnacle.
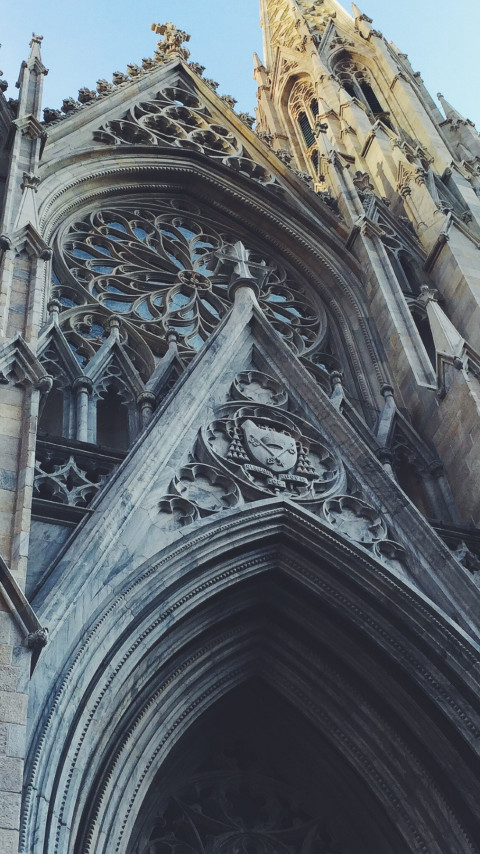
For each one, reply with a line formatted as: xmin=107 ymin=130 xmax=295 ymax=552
xmin=41 ymin=22 xmax=246 ymax=128
xmin=437 ymin=92 xmax=467 ymax=124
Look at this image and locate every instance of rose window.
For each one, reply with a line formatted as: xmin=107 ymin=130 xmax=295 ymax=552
xmin=54 ymin=199 xmax=327 ymax=379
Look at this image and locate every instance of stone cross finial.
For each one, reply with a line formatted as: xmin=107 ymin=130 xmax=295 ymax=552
xmin=151 ymin=22 xmax=191 ymax=61
xmin=418 ymin=284 xmax=439 ymax=306
xmin=216 ymin=240 xmax=272 ymax=288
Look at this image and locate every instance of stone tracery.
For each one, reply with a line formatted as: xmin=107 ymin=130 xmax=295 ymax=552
xmin=93 ymin=83 xmax=275 ymax=187
xmin=138 ymin=747 xmax=341 ymax=854
xmin=55 ymin=199 xmax=326 ymax=370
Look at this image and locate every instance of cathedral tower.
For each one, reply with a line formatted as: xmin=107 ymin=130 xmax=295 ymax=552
xmin=255 ymin=0 xmax=480 ymax=523
xmin=1 ymin=5 xmax=480 ymax=853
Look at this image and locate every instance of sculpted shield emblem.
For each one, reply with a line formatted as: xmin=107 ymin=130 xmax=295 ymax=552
xmin=242 ymin=419 xmax=297 ymax=473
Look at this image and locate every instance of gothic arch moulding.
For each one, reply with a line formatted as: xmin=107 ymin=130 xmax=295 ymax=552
xmin=23 ymin=504 xmax=480 ymax=854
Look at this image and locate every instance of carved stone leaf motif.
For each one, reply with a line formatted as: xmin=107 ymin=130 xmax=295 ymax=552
xmin=232 ymin=370 xmax=289 ymax=407
xmin=93 ymin=84 xmax=277 ymax=188
xmin=323 ymin=495 xmax=388 ymax=544
xmin=374 ymin=539 xmax=407 ymax=576
xmin=57 ymin=199 xmax=325 ymax=375
xmin=158 ymin=495 xmax=199 ymax=528
xmin=173 ymin=463 xmax=241 ymax=512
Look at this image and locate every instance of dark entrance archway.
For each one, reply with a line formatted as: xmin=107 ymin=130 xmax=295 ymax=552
xmin=128 ymin=681 xmax=406 ymax=854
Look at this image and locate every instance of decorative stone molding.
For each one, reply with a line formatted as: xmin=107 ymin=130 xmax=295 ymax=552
xmin=203 ymin=78 xmax=220 ymax=91
xmin=43 ymin=107 xmax=61 ymax=123
xmin=188 ymin=61 xmax=205 ymax=76
xmin=2 ymin=223 xmax=52 ymax=258
xmin=13 ymin=114 xmax=47 ymax=141
xmin=220 ymin=94 xmax=237 ymax=110
xmin=61 ymin=97 xmax=79 ymax=114
xmin=0 ymin=334 xmax=48 ymax=386
xmin=77 ymin=87 xmax=96 ymax=104
xmin=238 ymin=111 xmax=255 ymax=128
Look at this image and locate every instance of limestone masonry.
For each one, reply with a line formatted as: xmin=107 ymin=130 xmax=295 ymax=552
xmin=1 ymin=2 xmax=480 ymax=852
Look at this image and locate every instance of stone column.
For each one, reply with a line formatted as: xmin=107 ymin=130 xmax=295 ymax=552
xmin=376 ymin=448 xmax=397 ymax=480
xmin=420 ymin=463 xmax=448 ymax=521
xmin=137 ymin=392 xmax=156 ymax=428
xmin=73 ymin=378 xmax=93 ymax=443
xmin=330 ymin=370 xmax=345 ymax=411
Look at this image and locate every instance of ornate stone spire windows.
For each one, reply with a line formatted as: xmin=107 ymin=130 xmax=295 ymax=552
xmin=288 ymin=80 xmax=320 ymax=173
xmin=333 ymin=55 xmax=393 ymax=129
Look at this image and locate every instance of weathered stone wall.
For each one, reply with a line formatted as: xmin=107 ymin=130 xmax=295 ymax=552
xmin=0 ymin=595 xmax=29 ymax=854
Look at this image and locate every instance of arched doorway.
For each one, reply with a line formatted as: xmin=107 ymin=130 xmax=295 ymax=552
xmin=128 ymin=681 xmax=406 ymax=854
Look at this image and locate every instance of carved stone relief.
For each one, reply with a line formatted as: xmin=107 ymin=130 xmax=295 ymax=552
xmin=157 ymin=370 xmax=407 ymax=574
xmin=34 ymin=454 xmax=107 ymax=507
xmin=231 ymin=370 xmax=289 ymax=408
xmin=323 ymin=495 xmax=387 ymax=544
xmin=203 ymin=404 xmax=343 ymax=501
xmin=33 ymin=438 xmax=124 ymax=512
xmin=173 ymin=463 xmax=241 ymax=513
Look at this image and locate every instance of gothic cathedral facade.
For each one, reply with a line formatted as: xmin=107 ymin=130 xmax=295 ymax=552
xmin=1 ymin=1 xmax=480 ymax=852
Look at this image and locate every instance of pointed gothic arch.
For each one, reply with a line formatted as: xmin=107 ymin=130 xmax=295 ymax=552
xmin=23 ymin=503 xmax=480 ymax=854
xmin=35 ymin=145 xmax=388 ymax=427
xmin=328 ymin=49 xmax=394 ymax=130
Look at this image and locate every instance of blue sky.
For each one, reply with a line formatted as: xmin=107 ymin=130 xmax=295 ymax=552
xmin=1 ymin=0 xmax=478 ymax=127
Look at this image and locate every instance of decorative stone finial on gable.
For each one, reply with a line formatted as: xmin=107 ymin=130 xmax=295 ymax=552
xmin=151 ymin=22 xmax=191 ymax=61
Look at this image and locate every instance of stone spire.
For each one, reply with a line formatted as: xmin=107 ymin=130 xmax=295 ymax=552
xmin=259 ymin=0 xmax=300 ymax=70
xmin=437 ymin=93 xmax=480 ymax=161
xmin=0 ymin=35 xmax=48 ymax=239
xmin=351 ymin=2 xmax=374 ymax=37
xmin=437 ymin=92 xmax=468 ymax=124
xmin=17 ymin=33 xmax=48 ymax=121
xmin=418 ymin=286 xmax=466 ymax=364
